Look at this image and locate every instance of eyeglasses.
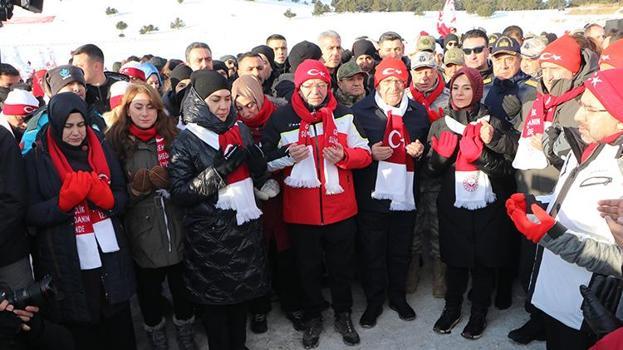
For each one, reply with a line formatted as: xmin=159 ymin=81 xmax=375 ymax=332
xmin=300 ymin=82 xmax=328 ymax=91
xmin=462 ymin=46 xmax=486 ymax=55
xmin=446 ymin=41 xmax=458 ymax=47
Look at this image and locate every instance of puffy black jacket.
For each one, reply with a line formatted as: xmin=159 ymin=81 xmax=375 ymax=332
xmin=426 ymin=103 xmax=518 ymax=268
xmin=0 ymin=127 xmax=28 ymax=268
xmin=84 ymin=71 xmax=128 ymax=116
xmin=23 ymin=127 xmax=135 ymax=323
xmin=352 ymin=94 xmax=430 ymax=213
xmin=169 ymin=87 xmax=269 ymax=305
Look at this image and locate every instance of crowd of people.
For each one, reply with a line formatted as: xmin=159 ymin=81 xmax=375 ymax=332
xmin=1 ymin=20 xmax=623 ymax=350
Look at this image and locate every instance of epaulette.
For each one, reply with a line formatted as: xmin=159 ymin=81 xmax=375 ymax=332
xmin=525 ymin=79 xmax=538 ymax=88
xmin=483 ymin=77 xmax=492 ymax=85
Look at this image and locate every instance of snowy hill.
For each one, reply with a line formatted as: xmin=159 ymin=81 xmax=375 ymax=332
xmin=0 ymin=0 xmax=620 ymax=76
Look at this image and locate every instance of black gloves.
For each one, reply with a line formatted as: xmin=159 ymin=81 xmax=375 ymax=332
xmin=501 ymin=94 xmax=522 ymax=121
xmin=0 ymin=310 xmax=21 ymax=339
xmin=580 ymin=284 xmax=623 ymax=339
xmin=214 ymin=145 xmax=247 ymax=178
xmin=246 ymin=144 xmax=267 ymax=176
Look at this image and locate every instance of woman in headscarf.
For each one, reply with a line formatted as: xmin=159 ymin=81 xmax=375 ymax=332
xmin=427 ymin=67 xmax=517 ymax=340
xmin=168 ymin=70 xmax=269 ymax=350
xmin=231 ymin=75 xmax=304 ymax=333
xmin=106 ymin=83 xmax=195 ymax=350
xmin=24 ymin=92 xmax=135 ymax=349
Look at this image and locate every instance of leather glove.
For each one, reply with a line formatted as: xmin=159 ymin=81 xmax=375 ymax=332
xmin=214 ymin=145 xmax=246 ymax=179
xmin=245 ymin=144 xmax=267 ymax=176
xmin=58 ymin=171 xmax=92 ymax=212
xmin=501 ymin=94 xmax=522 ymax=120
xmin=148 ymin=166 xmax=170 ymax=189
xmin=431 ymin=131 xmax=458 ymax=159
xmin=580 ymin=284 xmax=623 ymax=338
xmin=508 ymin=203 xmax=556 ymax=243
xmin=130 ymin=168 xmax=153 ymax=194
xmin=459 ymin=123 xmax=484 ymax=163
xmin=87 ymin=172 xmax=115 ymax=210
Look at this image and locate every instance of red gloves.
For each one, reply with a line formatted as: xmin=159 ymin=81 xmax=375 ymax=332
xmin=506 ymin=193 xmax=556 ymax=243
xmin=459 ymin=123 xmax=484 ymax=163
xmin=87 ymin=172 xmax=115 ymax=210
xmin=431 ymin=131 xmax=458 ymax=158
xmin=58 ymin=172 xmax=92 ymax=212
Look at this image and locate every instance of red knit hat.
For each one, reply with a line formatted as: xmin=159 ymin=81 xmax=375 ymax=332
xmin=294 ymin=59 xmax=331 ymax=90
xmin=2 ymin=89 xmax=39 ymax=116
xmin=374 ymin=57 xmax=409 ymax=87
xmin=599 ymin=39 xmax=623 ymax=69
xmin=120 ymin=61 xmax=146 ymax=81
xmin=585 ymin=69 xmax=623 ymax=123
xmin=539 ymin=35 xmax=582 ymax=74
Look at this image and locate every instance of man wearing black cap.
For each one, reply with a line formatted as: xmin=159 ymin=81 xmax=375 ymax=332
xmin=352 ymin=39 xmax=378 ymax=92
xmin=271 ymin=40 xmax=323 ymax=100
xmin=484 ymin=35 xmax=536 ymax=128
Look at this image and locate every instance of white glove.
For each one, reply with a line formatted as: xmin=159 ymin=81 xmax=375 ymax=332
xmin=260 ymin=179 xmax=280 ymax=199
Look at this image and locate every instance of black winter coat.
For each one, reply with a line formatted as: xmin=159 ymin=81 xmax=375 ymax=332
xmin=352 ymin=94 xmax=430 ymax=213
xmin=23 ymin=127 xmax=135 ymax=323
xmin=0 ymin=127 xmax=28 ymax=267
xmin=484 ymin=71 xmax=537 ymax=127
xmin=169 ymin=87 xmax=269 ymax=305
xmin=427 ymin=103 xmax=518 ymax=268
xmin=85 ymin=72 xmax=128 ymax=116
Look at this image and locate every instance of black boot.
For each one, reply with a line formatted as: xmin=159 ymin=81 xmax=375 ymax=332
xmin=302 ymin=317 xmax=323 ymax=349
xmin=508 ymin=316 xmax=546 ymax=344
xmin=388 ymin=299 xmax=416 ymax=321
xmin=359 ymin=304 xmax=383 ymax=329
xmin=334 ymin=312 xmax=360 ymax=346
xmin=461 ymin=311 xmax=487 ymax=340
xmin=285 ymin=310 xmax=305 ymax=332
xmin=433 ymin=306 xmax=461 ymax=334
xmin=250 ymin=313 xmax=268 ymax=334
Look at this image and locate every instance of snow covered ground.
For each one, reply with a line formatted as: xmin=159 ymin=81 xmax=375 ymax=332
xmin=0 ymin=0 xmax=620 ymax=76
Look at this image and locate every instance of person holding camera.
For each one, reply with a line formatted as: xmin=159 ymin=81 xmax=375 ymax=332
xmin=23 ymin=92 xmax=136 ymax=349
xmin=168 ymin=70 xmax=269 ymax=350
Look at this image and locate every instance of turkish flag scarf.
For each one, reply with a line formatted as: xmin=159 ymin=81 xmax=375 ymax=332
xmin=371 ymin=92 xmax=416 ymax=211
xmin=285 ymin=90 xmax=343 ymax=195
xmin=47 ymin=127 xmax=119 ymax=270
xmin=185 ymin=122 xmax=262 ymax=225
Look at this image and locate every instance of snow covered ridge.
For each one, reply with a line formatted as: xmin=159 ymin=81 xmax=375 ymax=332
xmin=0 ymin=0 xmax=619 ymax=75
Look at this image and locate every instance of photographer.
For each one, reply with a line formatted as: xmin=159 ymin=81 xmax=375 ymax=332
xmin=0 ymin=299 xmax=74 ymax=350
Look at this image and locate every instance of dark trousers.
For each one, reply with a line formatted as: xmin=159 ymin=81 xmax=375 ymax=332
xmin=357 ymin=211 xmax=415 ymax=306
xmin=543 ymin=313 xmax=595 ymax=350
xmin=135 ymin=262 xmax=194 ymax=327
xmin=446 ymin=264 xmax=495 ymax=313
xmin=249 ymin=246 xmax=302 ymax=315
xmin=201 ymin=303 xmax=248 ymax=350
xmin=289 ymin=218 xmax=356 ymax=320
xmin=64 ymin=302 xmax=136 ymax=350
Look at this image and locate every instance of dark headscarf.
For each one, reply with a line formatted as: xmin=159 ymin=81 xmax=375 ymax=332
xmin=47 ymin=92 xmax=90 ymax=168
xmin=449 ymin=67 xmax=484 ymax=111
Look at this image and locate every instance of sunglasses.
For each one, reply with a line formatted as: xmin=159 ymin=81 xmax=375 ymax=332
xmin=462 ymin=46 xmax=485 ymax=55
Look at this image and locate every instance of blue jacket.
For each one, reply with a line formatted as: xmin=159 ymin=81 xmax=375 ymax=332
xmin=484 ymin=71 xmax=537 ymax=127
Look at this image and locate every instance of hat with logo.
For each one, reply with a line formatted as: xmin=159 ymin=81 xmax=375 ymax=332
xmin=521 ymin=37 xmax=548 ymax=59
xmin=411 ymin=51 xmax=437 ymax=69
xmin=294 ymin=59 xmax=331 ymax=89
xmin=2 ymin=89 xmax=39 ymax=116
xmin=44 ymin=65 xmax=86 ymax=97
xmin=416 ymin=35 xmax=436 ymax=52
xmin=444 ymin=47 xmax=465 ymax=66
xmin=599 ymin=39 xmax=623 ymax=69
xmin=337 ymin=60 xmax=367 ymax=81
xmin=488 ymin=33 xmax=501 ymax=47
xmin=374 ymin=57 xmax=409 ymax=87
xmin=539 ymin=35 xmax=581 ymax=74
xmin=120 ymin=61 xmax=146 ymax=81
xmin=491 ymin=36 xmax=521 ymax=57
xmin=585 ymin=69 xmax=623 ymax=123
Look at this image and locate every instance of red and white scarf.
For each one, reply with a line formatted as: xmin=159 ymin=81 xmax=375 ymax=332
xmin=285 ymin=91 xmax=343 ymax=195
xmin=47 ymin=128 xmax=119 ymax=270
xmin=444 ymin=116 xmax=496 ymax=210
xmin=185 ymin=122 xmax=262 ymax=225
xmin=128 ymin=124 xmax=170 ymax=167
xmin=513 ymin=85 xmax=585 ymax=170
xmin=409 ymin=71 xmax=445 ymax=123
xmin=371 ymin=92 xmax=415 ymax=211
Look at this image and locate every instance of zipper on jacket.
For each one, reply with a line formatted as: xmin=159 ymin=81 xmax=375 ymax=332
xmin=311 ymin=124 xmax=325 ymax=224
xmin=158 ymin=194 xmax=173 ymax=253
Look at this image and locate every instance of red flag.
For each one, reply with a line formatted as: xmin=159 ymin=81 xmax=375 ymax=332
xmin=436 ymin=0 xmax=456 ymax=38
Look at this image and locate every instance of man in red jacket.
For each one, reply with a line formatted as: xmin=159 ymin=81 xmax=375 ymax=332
xmin=262 ymin=59 xmax=372 ymax=349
